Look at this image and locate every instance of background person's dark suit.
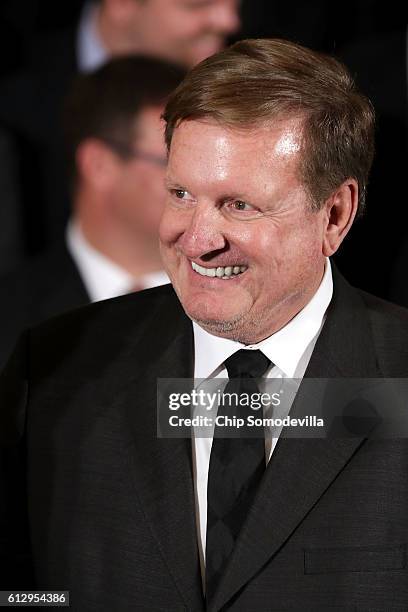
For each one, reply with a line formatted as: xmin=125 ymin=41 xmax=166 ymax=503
xmin=390 ymin=234 xmax=408 ymax=308
xmin=0 ymin=28 xmax=77 ymax=256
xmin=0 ymin=126 xmax=23 ymax=273
xmin=0 ymin=243 xmax=88 ymax=369
xmin=335 ymin=28 xmax=408 ymax=300
xmin=1 ymin=266 xmax=408 ymax=610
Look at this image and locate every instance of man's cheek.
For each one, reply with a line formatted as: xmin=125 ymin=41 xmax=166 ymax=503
xmin=159 ymin=212 xmax=176 ymax=244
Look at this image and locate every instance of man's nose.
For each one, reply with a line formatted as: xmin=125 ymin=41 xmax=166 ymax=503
xmin=179 ymin=203 xmax=227 ymax=259
xmin=209 ymin=1 xmax=241 ymax=35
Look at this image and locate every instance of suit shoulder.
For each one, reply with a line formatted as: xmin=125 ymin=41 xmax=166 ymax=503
xmin=358 ymin=289 xmax=408 ymax=328
xmin=358 ymin=289 xmax=408 ymax=374
xmin=30 ymin=282 xmax=179 ymax=351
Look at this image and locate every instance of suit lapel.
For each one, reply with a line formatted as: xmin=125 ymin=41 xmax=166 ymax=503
xmin=210 ymin=267 xmax=383 ymax=611
xmin=116 ymin=290 xmax=205 ymax=611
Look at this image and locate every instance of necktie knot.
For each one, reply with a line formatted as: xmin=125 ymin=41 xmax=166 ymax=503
xmin=224 ymin=349 xmax=271 ymax=379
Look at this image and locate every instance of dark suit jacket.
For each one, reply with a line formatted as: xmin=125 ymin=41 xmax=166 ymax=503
xmin=1 ymin=267 xmax=408 ymax=611
xmin=0 ymin=242 xmax=88 ymax=369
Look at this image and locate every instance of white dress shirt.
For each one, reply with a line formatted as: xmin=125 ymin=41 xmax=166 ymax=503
xmin=76 ymin=1 xmax=108 ymax=73
xmin=192 ymin=259 xmax=333 ymax=575
xmin=66 ymin=219 xmax=169 ymax=302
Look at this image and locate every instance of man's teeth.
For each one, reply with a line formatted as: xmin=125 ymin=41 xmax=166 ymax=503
xmin=191 ymin=261 xmax=248 ymax=279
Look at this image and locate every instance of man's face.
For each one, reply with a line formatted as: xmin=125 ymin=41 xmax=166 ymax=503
xmin=111 ymin=105 xmax=168 ymax=238
xmin=159 ymin=118 xmax=328 ymax=343
xmin=128 ymin=0 xmax=240 ymax=67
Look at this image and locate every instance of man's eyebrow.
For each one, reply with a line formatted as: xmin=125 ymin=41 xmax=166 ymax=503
xmin=164 ymin=176 xmax=184 ymax=189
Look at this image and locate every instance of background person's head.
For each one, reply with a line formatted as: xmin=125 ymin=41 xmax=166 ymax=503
xmin=64 ymin=55 xmax=185 ymax=275
xmin=160 ymin=38 xmax=375 ymax=343
xmin=97 ymin=0 xmax=241 ymax=68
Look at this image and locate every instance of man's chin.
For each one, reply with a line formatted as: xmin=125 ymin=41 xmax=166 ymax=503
xmin=189 ymin=311 xmax=248 ymax=340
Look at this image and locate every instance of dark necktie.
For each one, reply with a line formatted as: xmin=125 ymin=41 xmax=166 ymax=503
xmin=205 ymin=349 xmax=271 ymax=602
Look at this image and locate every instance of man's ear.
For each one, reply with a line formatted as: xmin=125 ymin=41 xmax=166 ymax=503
xmin=322 ymin=178 xmax=359 ymax=257
xmin=75 ymin=139 xmax=120 ymax=193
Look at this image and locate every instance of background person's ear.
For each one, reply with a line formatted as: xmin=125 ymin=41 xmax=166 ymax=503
xmin=75 ymin=138 xmax=121 ymax=194
xmin=322 ymin=179 xmax=359 ymax=257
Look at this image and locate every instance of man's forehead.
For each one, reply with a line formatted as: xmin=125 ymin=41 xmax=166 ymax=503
xmin=169 ymin=117 xmax=304 ymax=160
xmin=166 ymin=117 xmax=306 ymax=201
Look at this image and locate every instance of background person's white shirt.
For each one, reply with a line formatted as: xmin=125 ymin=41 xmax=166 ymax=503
xmin=76 ymin=1 xmax=109 ymax=73
xmin=192 ymin=258 xmax=333 ymax=577
xmin=66 ymin=219 xmax=169 ymax=302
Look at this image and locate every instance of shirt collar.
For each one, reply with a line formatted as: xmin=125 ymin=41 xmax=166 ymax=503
xmin=76 ymin=1 xmax=109 ymax=73
xmin=66 ymin=219 xmax=134 ymax=302
xmin=66 ymin=219 xmax=169 ymax=301
xmin=193 ymin=258 xmax=333 ymax=379
xmin=141 ymin=270 xmax=170 ymax=290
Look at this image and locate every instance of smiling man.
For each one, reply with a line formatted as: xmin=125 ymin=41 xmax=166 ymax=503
xmin=160 ymin=117 xmax=328 ymax=342
xmin=1 ymin=39 xmax=408 ymax=611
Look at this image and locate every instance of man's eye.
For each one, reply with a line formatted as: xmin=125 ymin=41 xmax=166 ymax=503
xmin=173 ymin=189 xmax=187 ymax=199
xmin=168 ymin=188 xmax=196 ymax=206
xmin=230 ymin=200 xmax=252 ymax=211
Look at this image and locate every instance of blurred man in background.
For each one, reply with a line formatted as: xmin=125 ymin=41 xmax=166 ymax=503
xmin=0 ymin=0 xmax=241 ymax=260
xmin=79 ymin=0 xmax=241 ymax=70
xmin=0 ymin=55 xmax=185 ymax=368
